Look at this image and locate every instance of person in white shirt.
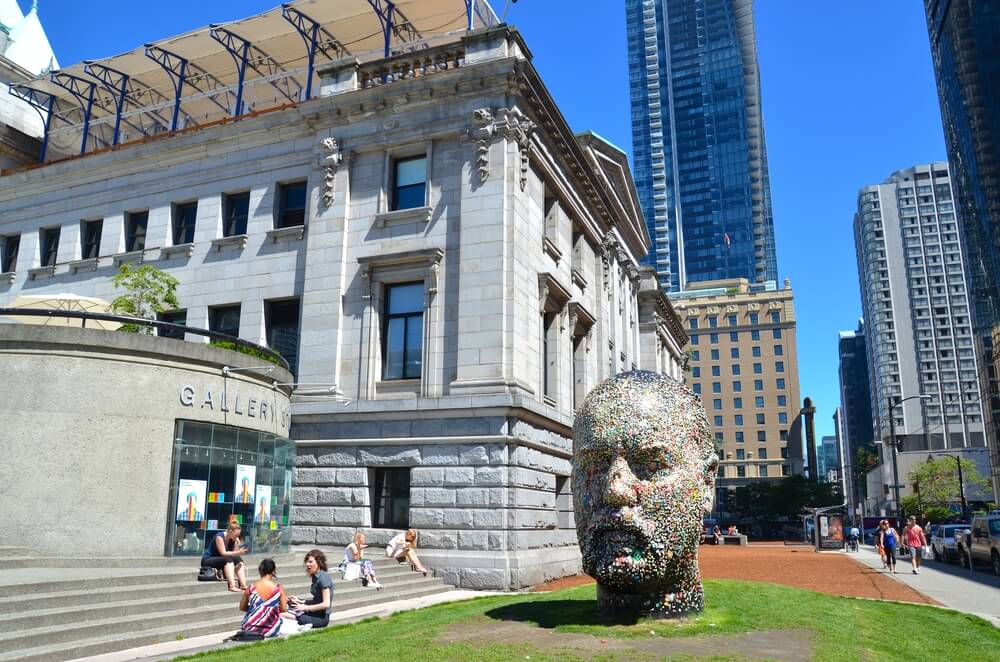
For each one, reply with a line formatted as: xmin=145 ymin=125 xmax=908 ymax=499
xmin=385 ymin=529 xmax=429 ymax=576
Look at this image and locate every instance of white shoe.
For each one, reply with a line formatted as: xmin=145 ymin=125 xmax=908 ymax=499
xmin=371 ymin=581 xmax=383 ymax=591
xmin=299 ymin=624 xmax=313 ymax=631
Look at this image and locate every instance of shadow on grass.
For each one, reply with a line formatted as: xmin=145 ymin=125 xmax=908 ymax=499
xmin=485 ymin=599 xmax=646 ymax=628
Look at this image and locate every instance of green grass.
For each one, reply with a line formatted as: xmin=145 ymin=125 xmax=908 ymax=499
xmin=181 ymin=580 xmax=999 ymax=662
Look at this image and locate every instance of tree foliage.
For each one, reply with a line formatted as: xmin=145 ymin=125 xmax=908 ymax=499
xmin=856 ymin=447 xmax=879 ymax=474
xmin=904 ymin=456 xmax=989 ymax=519
xmin=730 ymin=476 xmax=842 ymax=520
xmin=110 ymin=263 xmax=180 ymax=334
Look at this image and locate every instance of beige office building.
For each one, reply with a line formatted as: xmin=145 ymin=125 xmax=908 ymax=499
xmin=670 ymin=278 xmax=803 ymax=511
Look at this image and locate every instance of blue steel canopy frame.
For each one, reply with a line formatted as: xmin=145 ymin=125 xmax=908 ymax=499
xmin=208 ymin=26 xmax=250 ymax=117
xmin=49 ymin=72 xmax=96 ymax=154
xmin=144 ymin=45 xmax=188 ymax=132
xmin=366 ymin=0 xmax=423 ymax=58
xmin=7 ymin=84 xmax=55 ymax=162
xmin=281 ymin=4 xmax=350 ymax=101
xmin=83 ymin=61 xmax=189 ymax=138
xmin=82 ymin=62 xmax=130 ymax=145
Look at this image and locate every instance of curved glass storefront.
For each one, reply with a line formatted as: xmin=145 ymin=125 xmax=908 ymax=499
xmin=167 ymin=420 xmax=294 ymax=556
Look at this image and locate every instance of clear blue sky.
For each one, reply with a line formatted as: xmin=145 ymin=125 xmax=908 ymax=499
xmin=31 ymin=1 xmax=946 ymax=439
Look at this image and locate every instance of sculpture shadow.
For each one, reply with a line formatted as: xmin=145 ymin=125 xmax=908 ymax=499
xmin=485 ymin=599 xmax=646 ymax=628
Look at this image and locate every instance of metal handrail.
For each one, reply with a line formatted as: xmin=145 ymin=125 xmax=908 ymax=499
xmin=0 ymin=307 xmax=289 ymax=371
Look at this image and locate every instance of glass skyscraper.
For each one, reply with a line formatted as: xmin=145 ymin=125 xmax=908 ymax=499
xmin=925 ymin=0 xmax=1000 ymax=496
xmin=626 ymin=0 xmax=777 ymax=292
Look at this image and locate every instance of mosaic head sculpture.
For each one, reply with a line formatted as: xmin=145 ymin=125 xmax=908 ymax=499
xmin=572 ymin=370 xmax=718 ymax=619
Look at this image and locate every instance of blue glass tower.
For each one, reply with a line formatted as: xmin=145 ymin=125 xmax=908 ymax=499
xmin=626 ymin=0 xmax=778 ymax=292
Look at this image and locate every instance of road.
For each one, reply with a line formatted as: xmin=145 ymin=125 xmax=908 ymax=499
xmin=850 ymin=545 xmax=1000 ymax=626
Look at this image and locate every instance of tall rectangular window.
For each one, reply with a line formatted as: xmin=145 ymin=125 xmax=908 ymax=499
xmin=383 ymin=282 xmax=424 ymax=380
xmin=392 ymin=155 xmax=427 ymax=211
xmin=266 ymin=299 xmax=300 ymax=376
xmin=224 ymin=192 xmax=251 ymax=237
xmin=277 ymin=181 xmax=306 ymax=228
xmin=209 ymin=304 xmax=241 ymax=338
xmin=40 ymin=227 xmax=60 ymax=267
xmin=172 ymin=202 xmax=198 ymax=245
xmin=125 ymin=211 xmax=148 ymax=252
xmin=158 ymin=309 xmax=187 ymax=340
xmin=775 ymin=361 xmax=785 ymax=373
xmin=1 ymin=234 xmax=19 ymax=273
xmin=759 ymin=465 xmax=769 ymax=478
xmin=370 ymin=468 xmax=410 ymax=528
xmin=81 ymin=219 xmax=103 ymax=259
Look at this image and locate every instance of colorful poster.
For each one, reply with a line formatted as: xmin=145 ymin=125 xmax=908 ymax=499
xmin=255 ymin=485 xmax=272 ymax=524
xmin=176 ymin=479 xmax=207 ymax=522
xmin=235 ymin=465 xmax=256 ymax=504
xmin=817 ymin=513 xmax=846 ymax=549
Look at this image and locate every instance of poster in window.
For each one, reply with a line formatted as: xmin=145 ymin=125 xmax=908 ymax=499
xmin=176 ymin=479 xmax=207 ymax=522
xmin=235 ymin=464 xmax=256 ymax=504
xmin=255 ymin=485 xmax=272 ymax=524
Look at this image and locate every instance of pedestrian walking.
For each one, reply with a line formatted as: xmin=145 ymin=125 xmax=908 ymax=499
xmin=875 ymin=523 xmax=886 ymax=568
xmin=903 ymin=516 xmax=928 ymax=574
xmin=878 ymin=520 xmax=900 ymax=574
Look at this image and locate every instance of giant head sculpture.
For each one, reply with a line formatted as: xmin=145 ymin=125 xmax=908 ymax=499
xmin=572 ymin=370 xmax=718 ymax=619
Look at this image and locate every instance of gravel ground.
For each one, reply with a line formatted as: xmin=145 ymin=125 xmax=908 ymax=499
xmin=533 ymin=543 xmax=937 ymax=605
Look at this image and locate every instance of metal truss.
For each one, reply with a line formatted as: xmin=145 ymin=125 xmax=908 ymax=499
xmin=8 ymin=84 xmax=55 ymax=162
xmin=49 ymin=72 xmax=96 ymax=154
xmin=84 ymin=61 xmax=192 ymax=137
xmin=145 ymin=45 xmax=231 ymax=129
xmin=282 ymin=3 xmax=350 ymax=100
xmin=210 ymin=25 xmax=299 ymax=112
xmin=366 ymin=0 xmax=423 ymax=58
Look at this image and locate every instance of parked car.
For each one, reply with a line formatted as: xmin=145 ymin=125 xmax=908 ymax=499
xmin=955 ymin=514 xmax=1000 ymax=575
xmin=929 ymin=523 xmax=968 ymax=563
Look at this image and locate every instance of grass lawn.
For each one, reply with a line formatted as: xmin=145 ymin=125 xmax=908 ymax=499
xmin=182 ymin=580 xmax=999 ymax=662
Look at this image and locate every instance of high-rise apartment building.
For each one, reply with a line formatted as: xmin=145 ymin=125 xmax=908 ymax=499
xmin=925 ymin=0 xmax=1000 ymax=498
xmin=854 ymin=164 xmax=985 ymax=454
xmin=625 ymin=0 xmax=778 ymax=292
xmin=817 ymin=435 xmax=842 ymax=484
xmin=670 ymin=278 xmax=802 ymax=515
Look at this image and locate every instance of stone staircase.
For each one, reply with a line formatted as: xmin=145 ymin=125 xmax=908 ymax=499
xmin=0 ymin=548 xmax=452 ymax=662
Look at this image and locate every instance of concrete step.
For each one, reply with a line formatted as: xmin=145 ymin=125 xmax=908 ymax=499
xmin=0 ymin=547 xmax=30 ymax=559
xmin=0 ymin=553 xmax=301 ymax=570
xmin=0 ymin=574 xmax=443 ymax=631
xmin=0 ymin=582 xmax=452 ymax=661
xmin=0 ymin=556 xmax=407 ymax=597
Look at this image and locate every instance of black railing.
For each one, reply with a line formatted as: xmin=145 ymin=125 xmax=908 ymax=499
xmin=0 ymin=307 xmax=289 ymax=371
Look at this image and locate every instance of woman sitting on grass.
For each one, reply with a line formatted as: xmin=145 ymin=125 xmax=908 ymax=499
xmin=345 ymin=532 xmax=383 ymax=590
xmin=288 ymin=549 xmax=335 ymax=629
xmin=238 ymin=558 xmax=287 ymax=638
xmin=386 ymin=528 xmax=429 ymax=576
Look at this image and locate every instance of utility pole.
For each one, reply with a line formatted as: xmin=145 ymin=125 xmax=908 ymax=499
xmin=887 ymin=395 xmax=903 ymax=521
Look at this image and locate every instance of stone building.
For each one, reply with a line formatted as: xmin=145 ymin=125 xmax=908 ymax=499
xmin=0 ymin=3 xmax=687 ymax=589
xmin=668 ymin=278 xmax=803 ymax=517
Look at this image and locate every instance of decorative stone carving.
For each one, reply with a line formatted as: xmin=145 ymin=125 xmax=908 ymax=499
xmin=427 ymin=260 xmax=441 ymax=295
xmin=725 ymin=304 xmax=737 ymax=313
xmin=573 ymin=371 xmax=718 ymax=620
xmin=318 ymin=137 xmax=343 ymax=207
xmin=467 ymin=107 xmax=536 ymax=190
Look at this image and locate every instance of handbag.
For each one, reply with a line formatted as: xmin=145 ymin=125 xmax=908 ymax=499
xmin=197 ymin=567 xmax=221 ymax=581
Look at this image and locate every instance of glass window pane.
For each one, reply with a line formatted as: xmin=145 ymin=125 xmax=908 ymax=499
xmin=384 ymin=317 xmax=405 ymax=379
xmin=387 ymin=283 xmax=424 ymax=314
xmin=226 ymin=193 xmax=250 ymax=236
xmin=393 ymin=184 xmax=425 ymax=211
xmin=404 ymin=317 xmax=422 ymax=378
xmin=395 ymin=156 xmax=426 ymax=187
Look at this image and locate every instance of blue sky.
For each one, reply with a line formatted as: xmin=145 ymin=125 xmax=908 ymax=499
xmin=30 ymin=1 xmax=947 ymax=439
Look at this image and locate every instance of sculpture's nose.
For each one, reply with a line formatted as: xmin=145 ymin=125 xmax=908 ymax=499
xmin=604 ymin=456 xmax=639 ymax=507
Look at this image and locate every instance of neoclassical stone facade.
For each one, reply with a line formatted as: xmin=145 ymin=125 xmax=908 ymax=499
xmin=0 ymin=27 xmax=687 ymax=589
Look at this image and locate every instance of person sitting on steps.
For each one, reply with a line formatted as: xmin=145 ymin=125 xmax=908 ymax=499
xmin=200 ymin=515 xmax=248 ymax=593
xmin=238 ymin=558 xmax=287 ymax=638
xmin=345 ymin=532 xmax=383 ymax=590
xmin=287 ymin=549 xmax=334 ymax=629
xmin=386 ymin=528 xmax=429 ymax=576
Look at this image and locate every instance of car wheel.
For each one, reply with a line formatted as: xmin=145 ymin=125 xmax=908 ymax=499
xmin=992 ymin=552 xmax=1000 ymax=577
xmin=933 ymin=547 xmax=941 ymax=562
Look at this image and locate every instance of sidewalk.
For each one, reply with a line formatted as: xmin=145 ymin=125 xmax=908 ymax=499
xmin=68 ymin=589 xmax=499 ymax=662
xmin=850 ymin=546 xmax=1000 ymax=627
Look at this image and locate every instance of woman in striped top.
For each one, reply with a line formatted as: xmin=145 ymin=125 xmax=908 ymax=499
xmin=238 ymin=558 xmax=287 ymax=637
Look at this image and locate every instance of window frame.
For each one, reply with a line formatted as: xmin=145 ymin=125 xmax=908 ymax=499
xmin=125 ymin=210 xmax=148 ymax=253
xmin=80 ymin=219 xmax=103 ymax=260
xmin=172 ymin=201 xmax=198 ymax=246
xmin=370 ymin=468 xmax=411 ymax=529
xmin=39 ymin=227 xmax=60 ymax=267
xmin=1 ymin=234 xmax=20 ymax=273
xmin=390 ymin=152 xmax=429 ymax=212
xmin=276 ymin=181 xmax=307 ymax=229
xmin=208 ymin=304 xmax=242 ymax=338
xmin=223 ymin=191 xmax=251 ymax=237
xmin=381 ymin=281 xmax=426 ymax=381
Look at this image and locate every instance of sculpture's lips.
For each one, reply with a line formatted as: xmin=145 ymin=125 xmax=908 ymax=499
xmin=590 ymin=522 xmax=651 ymax=565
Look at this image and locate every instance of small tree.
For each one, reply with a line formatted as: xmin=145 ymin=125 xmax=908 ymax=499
xmin=110 ymin=263 xmax=180 ymax=334
xmin=905 ymin=457 xmax=989 ymax=520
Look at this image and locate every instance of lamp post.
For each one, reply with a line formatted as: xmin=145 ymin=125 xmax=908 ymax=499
xmin=886 ymin=394 xmax=932 ymax=521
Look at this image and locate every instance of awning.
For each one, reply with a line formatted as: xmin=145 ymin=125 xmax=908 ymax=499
xmin=9 ymin=0 xmax=498 ymax=162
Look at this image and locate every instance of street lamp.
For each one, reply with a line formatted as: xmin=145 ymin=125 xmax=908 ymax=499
xmin=885 ymin=394 xmax=932 ymax=521
xmin=928 ymin=453 xmax=969 ymax=522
